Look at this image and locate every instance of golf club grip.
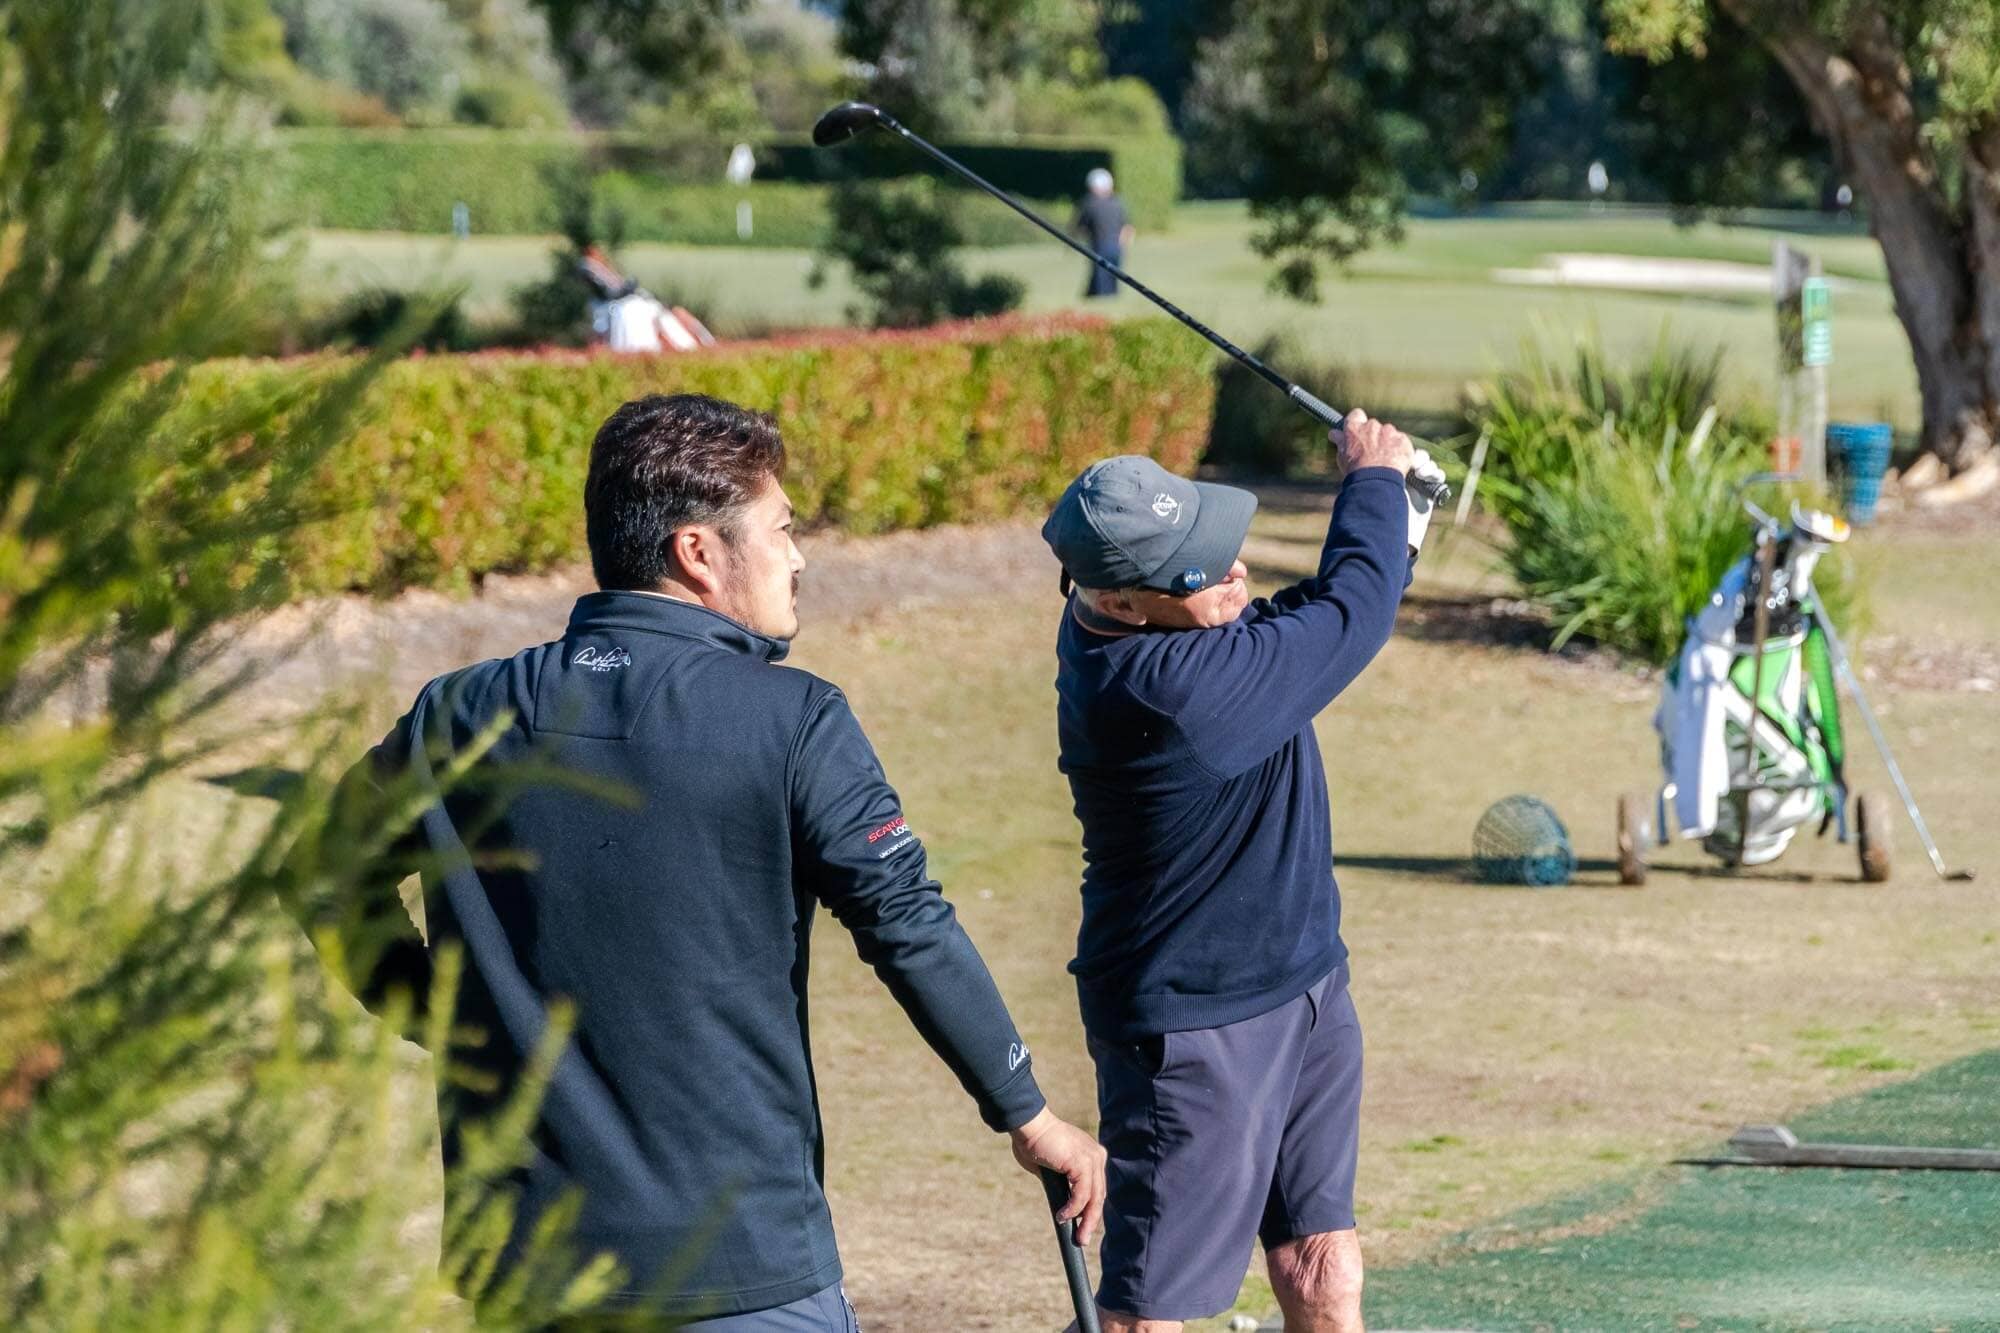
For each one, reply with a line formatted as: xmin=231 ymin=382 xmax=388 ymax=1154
xmin=1291 ymin=386 xmax=1452 ymax=505
xmin=1039 ymin=1168 xmax=1102 ymax=1333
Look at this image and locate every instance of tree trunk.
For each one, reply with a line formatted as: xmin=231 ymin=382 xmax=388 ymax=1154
xmin=1966 ymin=121 xmax=2000 ymax=458
xmin=1721 ymin=1 xmax=1999 ymax=471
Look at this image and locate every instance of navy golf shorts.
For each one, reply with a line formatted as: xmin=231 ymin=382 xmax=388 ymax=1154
xmin=1087 ymin=965 xmax=1362 ymax=1322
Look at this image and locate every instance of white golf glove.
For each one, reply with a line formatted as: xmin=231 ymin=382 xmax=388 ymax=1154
xmin=1406 ymin=448 xmax=1446 ymax=558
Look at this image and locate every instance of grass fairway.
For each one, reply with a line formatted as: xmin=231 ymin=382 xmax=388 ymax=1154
xmin=765 ymin=499 xmax=2000 ymax=1329
xmin=138 ymin=478 xmax=1996 ymax=1330
xmin=301 ymin=202 xmax=1919 ymax=427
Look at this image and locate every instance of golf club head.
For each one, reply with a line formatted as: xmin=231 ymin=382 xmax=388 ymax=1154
xmin=812 ymin=101 xmax=885 ymax=147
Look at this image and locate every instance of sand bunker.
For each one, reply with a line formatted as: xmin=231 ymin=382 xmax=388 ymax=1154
xmin=1492 ymin=252 xmax=1851 ymax=294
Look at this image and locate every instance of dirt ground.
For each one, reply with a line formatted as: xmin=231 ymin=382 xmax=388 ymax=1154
xmin=171 ymin=485 xmax=2000 ymax=1330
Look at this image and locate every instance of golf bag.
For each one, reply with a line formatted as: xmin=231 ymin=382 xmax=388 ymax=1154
xmin=576 ymin=247 xmax=716 ymax=354
xmin=1654 ymin=508 xmax=1850 ymax=866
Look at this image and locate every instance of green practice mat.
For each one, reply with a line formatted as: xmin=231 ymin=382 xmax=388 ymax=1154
xmin=1367 ymin=1049 xmax=2000 ymax=1331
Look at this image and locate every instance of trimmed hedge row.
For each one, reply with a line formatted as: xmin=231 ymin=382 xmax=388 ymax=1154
xmin=196 ymin=318 xmax=1213 ymax=596
xmin=589 ymin=176 xmax=1065 ymax=249
xmin=756 ymin=134 xmax=1180 ymax=229
xmin=267 ymin=129 xmax=1180 ymax=241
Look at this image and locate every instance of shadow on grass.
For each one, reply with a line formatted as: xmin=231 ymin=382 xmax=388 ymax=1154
xmin=205 ymin=765 xmax=307 ymax=802
xmin=1393 ymin=591 xmax=1562 ymax=651
xmin=1339 ymin=852 xmax=1624 ymax=883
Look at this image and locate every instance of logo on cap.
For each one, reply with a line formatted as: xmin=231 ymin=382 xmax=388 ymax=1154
xmin=1174 ymin=567 xmax=1207 ymax=594
xmin=1151 ymin=493 xmax=1183 ymax=523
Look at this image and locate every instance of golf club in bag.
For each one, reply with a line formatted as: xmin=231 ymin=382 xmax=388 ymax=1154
xmin=813 ymin=101 xmax=1450 ymax=507
xmin=1039 ymin=1169 xmax=1103 ymax=1333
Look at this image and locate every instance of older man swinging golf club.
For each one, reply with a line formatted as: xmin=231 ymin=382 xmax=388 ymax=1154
xmin=1042 ymin=411 xmax=1443 ymax=1333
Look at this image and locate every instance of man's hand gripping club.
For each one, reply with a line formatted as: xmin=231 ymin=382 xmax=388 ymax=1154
xmin=1011 ymin=1106 xmax=1109 ymax=1244
xmin=1331 ymin=408 xmax=1448 ymax=559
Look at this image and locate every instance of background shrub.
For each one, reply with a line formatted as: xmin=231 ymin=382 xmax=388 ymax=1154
xmin=1466 ymin=337 xmax=1860 ymax=664
xmin=761 ymin=132 xmax=1181 ymax=230
xmin=1470 ymin=337 xmax=1735 ymax=499
xmin=185 ymin=318 xmax=1213 ymax=596
xmin=317 ymin=286 xmax=475 ymax=351
xmin=270 ymin=0 xmax=470 ymax=123
xmin=1202 ymin=335 xmax=1351 ymax=476
xmin=817 ymin=180 xmax=1028 ymax=329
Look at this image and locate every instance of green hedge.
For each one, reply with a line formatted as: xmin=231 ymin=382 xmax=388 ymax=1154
xmin=755 ymin=134 xmax=1180 ymax=229
xmin=267 ymin=128 xmax=1180 ymax=241
xmin=193 ymin=318 xmax=1213 ymax=596
xmin=590 ymin=176 xmax=1065 ymax=249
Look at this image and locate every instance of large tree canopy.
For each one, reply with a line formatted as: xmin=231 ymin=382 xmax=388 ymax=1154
xmin=1178 ymin=0 xmax=1553 ymax=299
xmin=1606 ymin=0 xmax=2000 ymax=469
xmin=533 ymin=0 xmax=740 ymax=85
xmin=1212 ymin=0 xmax=1997 ymax=467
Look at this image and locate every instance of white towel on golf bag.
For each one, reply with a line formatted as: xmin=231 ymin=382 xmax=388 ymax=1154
xmin=593 ymin=292 xmax=700 ymax=353
xmin=1657 ymin=557 xmax=1749 ymax=839
xmin=1659 ymin=635 xmax=1736 ymax=839
xmin=1657 ymin=554 xmax=1821 ymax=858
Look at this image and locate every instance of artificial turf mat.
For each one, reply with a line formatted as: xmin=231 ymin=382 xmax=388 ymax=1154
xmin=1365 ymin=1048 xmax=2000 ymax=1331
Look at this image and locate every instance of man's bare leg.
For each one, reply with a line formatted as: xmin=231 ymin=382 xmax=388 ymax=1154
xmin=1267 ymin=1229 xmax=1363 ymax=1333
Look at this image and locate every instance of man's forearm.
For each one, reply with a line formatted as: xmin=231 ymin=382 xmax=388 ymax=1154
xmin=846 ymin=891 xmax=1047 ymax=1132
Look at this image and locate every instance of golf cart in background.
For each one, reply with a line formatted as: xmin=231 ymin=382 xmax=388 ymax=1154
xmin=1620 ymin=493 xmax=1973 ymax=886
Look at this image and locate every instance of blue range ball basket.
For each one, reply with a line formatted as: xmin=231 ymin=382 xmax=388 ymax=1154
xmin=1827 ymin=421 xmax=1893 ymax=525
xmin=1472 ymin=795 xmax=1576 ymax=887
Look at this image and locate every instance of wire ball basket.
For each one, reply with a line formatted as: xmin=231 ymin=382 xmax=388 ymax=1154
xmin=1472 ymin=795 xmax=1576 ymax=887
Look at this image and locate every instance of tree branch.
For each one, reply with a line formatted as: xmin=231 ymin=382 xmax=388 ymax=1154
xmin=1719 ymin=3 xmax=1966 ymax=347
xmin=1715 ymin=0 xmax=1994 ymax=462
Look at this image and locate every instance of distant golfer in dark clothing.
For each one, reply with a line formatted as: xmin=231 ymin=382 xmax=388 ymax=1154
xmin=1073 ymin=167 xmax=1133 ymax=298
xmin=309 ymin=394 xmax=1105 ymax=1328
xmin=1041 ymin=414 xmax=1443 ymax=1332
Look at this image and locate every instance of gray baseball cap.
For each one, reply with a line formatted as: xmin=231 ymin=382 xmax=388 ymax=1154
xmin=1041 ymin=456 xmax=1258 ymax=595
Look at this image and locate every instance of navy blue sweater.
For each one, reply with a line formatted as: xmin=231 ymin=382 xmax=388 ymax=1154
xmin=329 ymin=592 xmax=1045 ymax=1317
xmin=1054 ymin=467 xmax=1412 ymax=1040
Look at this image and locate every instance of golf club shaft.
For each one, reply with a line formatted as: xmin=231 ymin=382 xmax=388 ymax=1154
xmin=1039 ymin=1168 xmax=1102 ymax=1333
xmin=869 ymin=112 xmax=1448 ymax=504
xmin=1815 ymin=609 xmax=1961 ymax=879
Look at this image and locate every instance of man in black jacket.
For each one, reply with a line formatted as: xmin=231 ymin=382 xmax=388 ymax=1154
xmin=314 ymin=394 xmax=1104 ymax=1328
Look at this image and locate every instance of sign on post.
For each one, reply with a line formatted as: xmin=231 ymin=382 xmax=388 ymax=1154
xmin=1773 ymin=243 xmax=1829 ymax=485
xmin=1801 ymin=277 xmax=1832 ymax=367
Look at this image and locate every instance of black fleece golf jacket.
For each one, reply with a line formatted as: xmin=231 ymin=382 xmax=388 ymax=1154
xmin=343 ymin=591 xmax=1045 ymax=1317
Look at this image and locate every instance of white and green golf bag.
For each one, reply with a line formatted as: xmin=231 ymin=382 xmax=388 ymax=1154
xmin=1654 ymin=508 xmax=1850 ymax=866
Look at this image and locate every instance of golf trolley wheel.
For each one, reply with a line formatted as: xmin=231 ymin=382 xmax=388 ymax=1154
xmin=1616 ymin=793 xmax=1649 ymax=887
xmin=1856 ymin=790 xmax=1893 ymax=883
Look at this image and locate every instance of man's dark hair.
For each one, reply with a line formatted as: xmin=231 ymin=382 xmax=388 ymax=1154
xmin=584 ymin=394 xmax=786 ymax=590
